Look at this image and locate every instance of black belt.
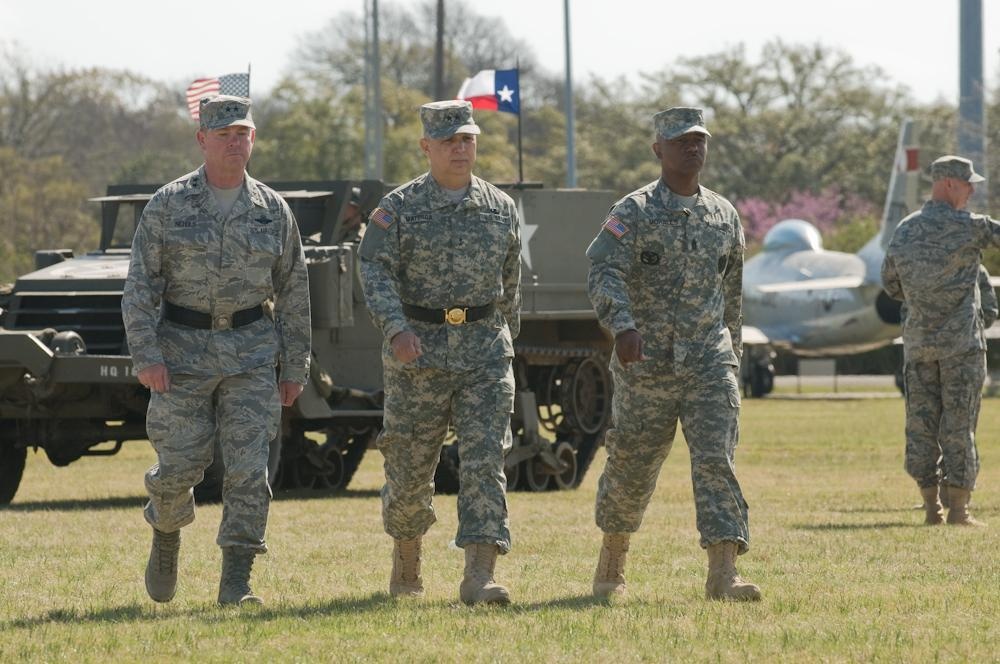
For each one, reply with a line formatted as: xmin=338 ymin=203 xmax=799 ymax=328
xmin=163 ymin=301 xmax=264 ymax=331
xmin=402 ymin=302 xmax=495 ymax=325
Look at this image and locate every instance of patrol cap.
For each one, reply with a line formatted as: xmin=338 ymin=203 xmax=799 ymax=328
xmin=654 ymin=107 xmax=711 ymax=140
xmin=199 ymin=95 xmax=255 ymax=131
xmin=420 ymin=100 xmax=481 ymax=139
xmin=930 ymin=155 xmax=985 ymax=183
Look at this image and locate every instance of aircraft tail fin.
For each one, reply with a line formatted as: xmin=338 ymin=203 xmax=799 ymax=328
xmin=879 ymin=118 xmax=920 ymax=250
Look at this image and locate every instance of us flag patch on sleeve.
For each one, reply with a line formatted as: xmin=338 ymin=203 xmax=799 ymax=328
xmin=602 ymin=215 xmax=628 ymax=239
xmin=370 ymin=207 xmax=395 ymax=230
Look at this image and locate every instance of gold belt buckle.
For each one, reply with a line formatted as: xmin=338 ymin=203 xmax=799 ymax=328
xmin=445 ymin=307 xmax=467 ymax=325
xmin=214 ymin=314 xmax=232 ymax=330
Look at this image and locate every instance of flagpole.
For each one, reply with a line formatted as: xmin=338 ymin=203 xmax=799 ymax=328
xmin=516 ymin=60 xmax=523 ymax=184
xmin=247 ymin=62 xmax=251 ymax=96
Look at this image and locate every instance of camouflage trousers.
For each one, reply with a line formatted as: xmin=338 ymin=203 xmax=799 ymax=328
xmin=378 ymin=358 xmax=515 ymax=553
xmin=596 ymin=357 xmax=750 ymax=553
xmin=143 ymin=365 xmax=280 ymax=552
xmin=903 ymin=349 xmax=984 ymax=490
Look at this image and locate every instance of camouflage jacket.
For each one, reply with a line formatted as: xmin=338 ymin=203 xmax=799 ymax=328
xmin=122 ymin=166 xmax=311 ymax=383
xmin=586 ymin=179 xmax=745 ymax=368
xmin=358 ymin=173 xmax=521 ymax=371
xmin=882 ymin=199 xmax=1000 ymax=362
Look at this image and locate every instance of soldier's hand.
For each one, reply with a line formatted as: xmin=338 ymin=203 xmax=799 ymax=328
xmin=138 ymin=363 xmax=170 ymax=393
xmin=279 ymin=381 xmax=304 ymax=407
xmin=390 ymin=330 xmax=423 ymax=364
xmin=615 ymin=329 xmax=648 ymax=365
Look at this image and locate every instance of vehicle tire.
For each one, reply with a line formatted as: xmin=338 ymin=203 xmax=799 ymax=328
xmin=0 ymin=442 xmax=27 ymax=504
xmin=750 ymin=364 xmax=774 ymax=398
xmin=551 ymin=441 xmax=578 ymax=491
xmin=524 ymin=455 xmax=552 ymax=492
xmin=194 ymin=434 xmax=282 ymax=504
xmin=433 ymin=445 xmax=461 ymax=495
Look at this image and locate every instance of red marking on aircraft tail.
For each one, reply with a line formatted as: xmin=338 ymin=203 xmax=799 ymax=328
xmin=906 ymin=148 xmax=919 ymax=171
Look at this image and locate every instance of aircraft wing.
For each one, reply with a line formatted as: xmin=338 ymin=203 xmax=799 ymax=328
xmin=754 ymin=275 xmax=866 ymax=294
xmin=985 ymin=323 xmax=1000 ymax=339
xmin=989 ymin=276 xmax=1000 ymax=288
xmin=742 ymin=325 xmax=770 ymax=345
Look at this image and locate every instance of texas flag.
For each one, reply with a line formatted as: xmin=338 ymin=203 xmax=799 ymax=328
xmin=456 ymin=69 xmax=520 ymax=114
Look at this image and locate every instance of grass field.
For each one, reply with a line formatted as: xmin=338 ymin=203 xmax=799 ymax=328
xmin=2 ymin=398 xmax=999 ymax=662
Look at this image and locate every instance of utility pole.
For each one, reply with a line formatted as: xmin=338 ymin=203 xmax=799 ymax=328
xmin=958 ymin=0 xmax=986 ymax=210
xmin=363 ymin=0 xmax=383 ymax=180
xmin=433 ymin=0 xmax=445 ymax=100
xmin=564 ymin=0 xmax=576 ymax=188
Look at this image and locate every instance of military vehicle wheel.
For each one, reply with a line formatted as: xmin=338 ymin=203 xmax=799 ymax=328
xmin=551 ymin=441 xmax=578 ymax=491
xmin=433 ymin=445 xmax=461 ymax=494
xmin=330 ymin=426 xmax=373 ymax=490
xmin=312 ymin=442 xmax=347 ymax=490
xmin=194 ymin=433 xmax=282 ymax=504
xmin=504 ymin=459 xmax=521 ymax=490
xmin=562 ymin=357 xmax=610 ymax=435
xmin=524 ymin=456 xmax=552 ymax=492
xmin=749 ymin=364 xmax=774 ymax=398
xmin=0 ymin=442 xmax=27 ymax=504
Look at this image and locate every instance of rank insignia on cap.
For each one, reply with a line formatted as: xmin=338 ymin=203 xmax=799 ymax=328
xmin=370 ymin=207 xmax=394 ymax=230
xmin=602 ymin=215 xmax=628 ymax=239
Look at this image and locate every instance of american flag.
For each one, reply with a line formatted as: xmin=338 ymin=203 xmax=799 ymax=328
xmin=370 ymin=208 xmax=395 ymax=230
xmin=185 ymin=72 xmax=250 ymax=121
xmin=602 ymin=215 xmax=628 ymax=239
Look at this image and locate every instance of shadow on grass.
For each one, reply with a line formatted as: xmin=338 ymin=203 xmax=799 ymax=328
xmin=2 ymin=593 xmax=628 ymax=630
xmin=793 ymin=521 xmax=913 ymax=531
xmin=2 ymin=495 xmax=147 ymax=512
xmin=2 ymin=595 xmax=398 ymax=630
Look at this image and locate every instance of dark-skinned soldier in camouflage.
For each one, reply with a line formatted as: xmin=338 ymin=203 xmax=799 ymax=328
xmin=586 ymin=107 xmax=760 ymax=602
xmin=882 ymin=155 xmax=1000 ymax=528
xmin=358 ymin=100 xmax=521 ymax=605
xmin=123 ymin=95 xmax=311 ymax=606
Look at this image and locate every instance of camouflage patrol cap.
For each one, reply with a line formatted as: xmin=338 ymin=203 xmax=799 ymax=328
xmin=930 ymin=155 xmax=985 ymax=183
xmin=420 ymin=100 xmax=481 ymax=139
xmin=654 ymin=107 xmax=711 ymax=140
xmin=199 ymin=95 xmax=255 ymax=131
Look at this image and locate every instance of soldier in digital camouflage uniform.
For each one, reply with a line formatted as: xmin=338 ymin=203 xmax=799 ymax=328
xmin=358 ymin=100 xmax=521 ymax=605
xmin=882 ymin=154 xmax=999 ymax=528
xmin=123 ymin=95 xmax=311 ymax=606
xmin=586 ymin=107 xmax=760 ymax=601
xmin=903 ymin=264 xmax=996 ymax=511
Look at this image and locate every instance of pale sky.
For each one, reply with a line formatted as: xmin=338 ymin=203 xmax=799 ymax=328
xmin=3 ymin=0 xmax=997 ymax=105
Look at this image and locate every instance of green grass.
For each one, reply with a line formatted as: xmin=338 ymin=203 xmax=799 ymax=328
xmin=2 ymin=398 xmax=999 ymax=662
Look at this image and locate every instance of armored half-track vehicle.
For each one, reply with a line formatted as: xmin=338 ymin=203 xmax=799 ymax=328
xmin=0 ymin=180 xmax=617 ymax=503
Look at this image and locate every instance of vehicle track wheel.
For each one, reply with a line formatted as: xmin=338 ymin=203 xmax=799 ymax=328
xmin=525 ymin=455 xmax=552 ymax=492
xmin=314 ymin=442 xmax=347 ymax=490
xmin=504 ymin=459 xmax=522 ymax=491
xmin=551 ymin=441 xmax=578 ymax=491
xmin=0 ymin=442 xmax=26 ymax=504
xmin=563 ymin=357 xmax=610 ymax=435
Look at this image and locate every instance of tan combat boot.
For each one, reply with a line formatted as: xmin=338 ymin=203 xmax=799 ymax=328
xmin=592 ymin=532 xmax=629 ymax=600
xmin=946 ymin=487 xmax=987 ymax=527
xmin=920 ymin=485 xmax=944 ymax=525
xmin=389 ymin=537 xmax=424 ymax=598
xmin=145 ymin=528 xmax=180 ymax=603
xmin=705 ymin=541 xmax=762 ymax=601
xmin=218 ymin=547 xmax=264 ymax=606
xmin=459 ymin=543 xmax=510 ymax=606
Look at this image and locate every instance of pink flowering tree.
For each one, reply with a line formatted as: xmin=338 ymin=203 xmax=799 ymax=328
xmin=736 ymin=188 xmax=877 ymax=244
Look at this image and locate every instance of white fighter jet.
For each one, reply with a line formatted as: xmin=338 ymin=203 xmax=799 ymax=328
xmin=740 ymin=119 xmax=923 ymax=396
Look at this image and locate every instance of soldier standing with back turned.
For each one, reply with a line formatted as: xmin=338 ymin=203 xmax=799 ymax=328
xmin=882 ymin=155 xmax=1000 ymax=527
xmin=358 ymin=100 xmax=521 ymax=605
xmin=123 ymin=95 xmax=311 ymax=606
xmin=586 ymin=107 xmax=761 ymax=601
